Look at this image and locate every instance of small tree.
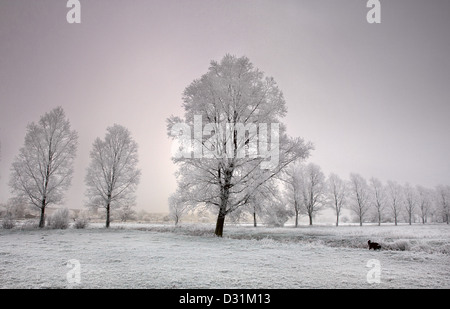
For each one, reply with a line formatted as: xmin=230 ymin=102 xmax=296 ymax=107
xmin=85 ymin=124 xmax=141 ymax=228
xmin=4 ymin=197 xmax=27 ymax=220
xmin=300 ymin=163 xmax=326 ymax=226
xmin=387 ymin=181 xmax=403 ymax=225
xmin=283 ymin=163 xmax=325 ymax=226
xmin=436 ymin=185 xmax=450 ymax=224
xmin=416 ymin=185 xmax=432 ymax=224
xmin=47 ymin=208 xmax=70 ymax=229
xmin=9 ymin=107 xmax=78 ymax=228
xmin=246 ymin=179 xmax=280 ymax=227
xmin=168 ymin=190 xmax=190 ymax=225
xmin=282 ymin=162 xmax=305 ymax=227
xmin=369 ymin=177 xmax=386 ymax=226
xmin=349 ymin=173 xmax=370 ymax=226
xmin=262 ymin=200 xmax=293 ymax=227
xmin=118 ymin=204 xmax=137 ymax=222
xmin=73 ymin=210 xmax=90 ymax=229
xmin=327 ymin=173 xmax=347 ymax=226
xmin=2 ymin=211 xmax=15 ymax=229
xmin=403 ymin=183 xmax=417 ymax=225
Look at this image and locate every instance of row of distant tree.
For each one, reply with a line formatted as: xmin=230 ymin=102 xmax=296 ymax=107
xmin=1 ymin=106 xmax=141 ymax=228
xmin=283 ymin=162 xmax=449 ymax=226
xmin=169 ymin=161 xmax=450 ymax=227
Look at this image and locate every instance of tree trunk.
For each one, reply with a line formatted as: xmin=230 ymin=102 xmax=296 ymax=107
xmin=106 ymin=203 xmax=110 ymax=228
xmin=215 ymin=167 xmax=232 ymax=237
xmin=336 ymin=214 xmax=339 ymax=227
xmin=215 ymin=209 xmax=226 ymax=237
xmin=253 ymin=211 xmax=257 ymax=227
xmin=295 ymin=209 xmax=299 ymax=228
xmin=309 ymin=214 xmax=313 ymax=226
xmin=39 ymin=204 xmax=46 ymax=228
xmin=105 ymin=193 xmax=112 ymax=228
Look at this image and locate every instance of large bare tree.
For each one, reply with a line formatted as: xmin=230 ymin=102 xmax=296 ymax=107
xmin=9 ymin=107 xmax=78 ymax=228
xmin=167 ymin=55 xmax=312 ymax=236
xmin=85 ymin=124 xmax=141 ymax=228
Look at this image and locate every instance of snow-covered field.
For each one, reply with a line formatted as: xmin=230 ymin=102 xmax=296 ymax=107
xmin=1 ymin=223 xmax=449 ymax=289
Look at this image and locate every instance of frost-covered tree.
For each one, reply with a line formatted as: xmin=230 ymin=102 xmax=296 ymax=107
xmin=167 ymin=54 xmax=312 ymax=236
xmin=369 ymin=177 xmax=386 ymax=226
xmin=85 ymin=124 xmax=141 ymax=228
xmin=402 ymin=183 xmax=417 ymax=225
xmin=9 ymin=107 xmax=78 ymax=228
xmin=118 ymin=204 xmax=137 ymax=222
xmin=282 ymin=162 xmax=304 ymax=227
xmin=47 ymin=208 xmax=70 ymax=229
xmin=246 ymin=179 xmax=280 ymax=227
xmin=262 ymin=199 xmax=293 ymax=227
xmin=436 ymin=185 xmax=450 ymax=224
xmin=299 ymin=163 xmax=326 ymax=226
xmin=327 ymin=173 xmax=347 ymax=226
xmin=168 ymin=190 xmax=190 ymax=225
xmin=283 ymin=162 xmax=325 ymax=226
xmin=416 ymin=185 xmax=432 ymax=224
xmin=349 ymin=173 xmax=370 ymax=226
xmin=387 ymin=180 xmax=403 ymax=225
xmin=4 ymin=196 xmax=27 ymax=219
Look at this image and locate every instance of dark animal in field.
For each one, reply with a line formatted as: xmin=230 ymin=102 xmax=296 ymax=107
xmin=368 ymin=240 xmax=381 ymax=250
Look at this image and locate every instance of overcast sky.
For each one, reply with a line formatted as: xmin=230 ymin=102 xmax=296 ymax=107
xmin=1 ymin=0 xmax=449 ymax=213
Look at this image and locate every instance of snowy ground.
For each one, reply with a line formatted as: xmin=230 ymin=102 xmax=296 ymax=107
xmin=1 ymin=223 xmax=449 ymax=289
